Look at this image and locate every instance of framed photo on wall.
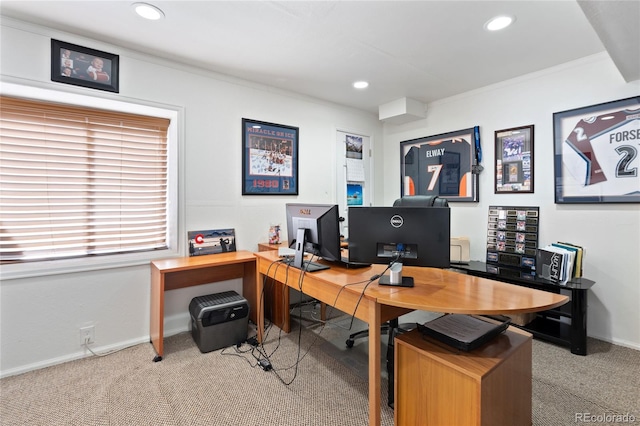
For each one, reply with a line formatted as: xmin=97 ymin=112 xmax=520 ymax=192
xmin=553 ymin=96 xmax=640 ymax=203
xmin=400 ymin=126 xmax=481 ymax=202
xmin=51 ymin=39 xmax=119 ymax=93
xmin=494 ymin=125 xmax=534 ymax=194
xmin=242 ymin=118 xmax=299 ymax=195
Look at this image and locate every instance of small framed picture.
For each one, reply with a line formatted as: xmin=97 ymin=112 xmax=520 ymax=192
xmin=188 ymin=229 xmax=236 ymax=256
xmin=242 ymin=118 xmax=299 ymax=195
xmin=494 ymin=125 xmax=534 ymax=193
xmin=553 ymin=96 xmax=640 ymax=203
xmin=51 ymin=39 xmax=119 ymax=93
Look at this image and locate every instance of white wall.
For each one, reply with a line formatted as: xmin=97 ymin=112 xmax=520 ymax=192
xmin=379 ymin=53 xmax=640 ymax=349
xmin=0 ymin=19 xmax=383 ymax=377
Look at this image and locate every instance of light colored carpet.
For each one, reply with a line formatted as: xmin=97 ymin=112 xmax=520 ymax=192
xmin=0 ymin=322 xmax=393 ymax=426
xmin=1 ymin=309 xmax=639 ymax=425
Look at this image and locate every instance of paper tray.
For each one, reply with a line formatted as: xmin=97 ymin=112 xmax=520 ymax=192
xmin=416 ymin=314 xmax=510 ymax=352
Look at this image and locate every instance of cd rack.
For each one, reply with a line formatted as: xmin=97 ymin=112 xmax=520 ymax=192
xmin=486 ymin=206 xmax=539 ymax=271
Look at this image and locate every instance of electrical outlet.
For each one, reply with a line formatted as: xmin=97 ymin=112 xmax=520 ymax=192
xmin=80 ymin=325 xmax=95 ymax=345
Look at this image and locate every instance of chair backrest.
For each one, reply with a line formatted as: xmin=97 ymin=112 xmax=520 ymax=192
xmin=392 ymin=195 xmax=449 ymax=208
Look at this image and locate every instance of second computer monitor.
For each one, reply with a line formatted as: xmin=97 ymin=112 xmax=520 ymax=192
xmin=348 ymin=206 xmax=450 ymax=269
xmin=285 ymin=203 xmax=342 ymax=271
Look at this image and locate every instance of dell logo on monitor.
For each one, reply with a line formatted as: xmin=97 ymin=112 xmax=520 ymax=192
xmin=390 ymin=215 xmax=404 ymax=228
xmin=299 ymin=208 xmax=311 ymax=215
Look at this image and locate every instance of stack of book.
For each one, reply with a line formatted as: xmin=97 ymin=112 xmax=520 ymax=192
xmin=536 ymin=242 xmax=584 ymax=284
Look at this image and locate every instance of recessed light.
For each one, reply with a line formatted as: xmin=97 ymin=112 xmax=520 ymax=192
xmin=132 ymin=2 xmax=165 ymax=20
xmin=484 ymin=15 xmax=515 ymax=31
xmin=353 ymin=81 xmax=369 ymax=89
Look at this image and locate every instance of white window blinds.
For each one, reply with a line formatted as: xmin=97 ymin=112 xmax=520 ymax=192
xmin=0 ymin=96 xmax=170 ymax=262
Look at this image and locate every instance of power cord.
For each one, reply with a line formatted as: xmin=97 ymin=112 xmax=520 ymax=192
xmin=239 ymin=253 xmax=401 ymax=386
xmin=82 ymin=338 xmax=132 ymax=358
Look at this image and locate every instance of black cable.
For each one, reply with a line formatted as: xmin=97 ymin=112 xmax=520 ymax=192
xmin=249 ymin=252 xmax=402 ymax=386
xmin=325 ymin=253 xmax=401 ymax=332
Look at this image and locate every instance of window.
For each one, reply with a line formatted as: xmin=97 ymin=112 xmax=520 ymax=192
xmin=0 ymin=95 xmax=171 ymax=263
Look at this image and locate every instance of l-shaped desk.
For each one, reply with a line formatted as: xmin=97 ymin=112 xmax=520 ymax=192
xmin=253 ymin=250 xmax=569 ymax=426
xmin=150 ymin=251 xmax=569 ymax=425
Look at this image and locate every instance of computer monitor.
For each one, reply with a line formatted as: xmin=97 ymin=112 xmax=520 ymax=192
xmin=285 ymin=203 xmax=342 ymax=272
xmin=348 ymin=206 xmax=451 ymax=286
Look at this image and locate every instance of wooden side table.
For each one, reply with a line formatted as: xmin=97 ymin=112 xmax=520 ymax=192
xmin=395 ymin=326 xmax=532 ymax=426
xmin=150 ymin=251 xmax=258 ymax=361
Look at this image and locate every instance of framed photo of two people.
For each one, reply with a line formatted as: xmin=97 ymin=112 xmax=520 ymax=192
xmin=51 ymin=39 xmax=119 ymax=93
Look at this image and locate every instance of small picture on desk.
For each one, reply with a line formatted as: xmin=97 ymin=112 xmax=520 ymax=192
xmin=188 ymin=228 xmax=236 ymax=256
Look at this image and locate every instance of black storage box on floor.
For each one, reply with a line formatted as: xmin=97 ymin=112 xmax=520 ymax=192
xmin=189 ymin=291 xmax=249 ymax=353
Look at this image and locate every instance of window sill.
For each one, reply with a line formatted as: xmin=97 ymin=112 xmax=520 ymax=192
xmin=0 ymin=248 xmax=181 ymax=281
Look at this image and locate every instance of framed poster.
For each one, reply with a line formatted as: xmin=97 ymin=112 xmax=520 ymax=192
xmin=242 ymin=118 xmax=299 ymax=195
xmin=553 ymin=96 xmax=640 ymax=203
xmin=495 ymin=125 xmax=534 ymax=193
xmin=400 ymin=126 xmax=481 ymax=202
xmin=51 ymin=39 xmax=119 ymax=93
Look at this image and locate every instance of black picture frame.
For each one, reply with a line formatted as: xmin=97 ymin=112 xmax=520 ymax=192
xmin=51 ymin=39 xmax=119 ymax=93
xmin=242 ymin=118 xmax=299 ymax=195
xmin=553 ymin=96 xmax=640 ymax=203
xmin=400 ymin=126 xmax=481 ymax=202
xmin=494 ymin=125 xmax=534 ymax=194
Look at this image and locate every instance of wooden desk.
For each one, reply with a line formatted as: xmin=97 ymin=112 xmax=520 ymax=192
xmin=257 ymin=242 xmax=291 ymax=331
xmin=253 ymin=250 xmax=568 ymax=426
xmin=257 ymin=242 xmax=327 ymax=329
xmin=395 ymin=326 xmax=532 ymax=426
xmin=150 ymin=250 xmax=259 ymax=361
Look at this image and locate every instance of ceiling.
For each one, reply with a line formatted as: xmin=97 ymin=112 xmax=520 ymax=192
xmin=1 ymin=1 xmax=638 ymax=118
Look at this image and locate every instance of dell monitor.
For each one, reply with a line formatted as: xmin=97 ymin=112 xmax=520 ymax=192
xmin=348 ymin=206 xmax=450 ymax=286
xmin=285 ymin=203 xmax=342 ymax=272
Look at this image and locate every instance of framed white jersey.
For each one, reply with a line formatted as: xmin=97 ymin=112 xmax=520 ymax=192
xmin=401 ymin=127 xmax=481 ymax=202
xmin=553 ymin=96 xmax=640 ymax=203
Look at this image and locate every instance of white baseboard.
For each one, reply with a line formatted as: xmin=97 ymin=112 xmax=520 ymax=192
xmin=589 ymin=333 xmax=640 ymax=351
xmin=0 ymin=336 xmax=149 ymax=379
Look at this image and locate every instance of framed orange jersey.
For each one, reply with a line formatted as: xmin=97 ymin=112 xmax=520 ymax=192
xmin=401 ymin=126 xmax=481 ymax=202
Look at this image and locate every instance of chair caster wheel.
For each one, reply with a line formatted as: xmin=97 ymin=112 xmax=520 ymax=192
xmin=346 ymin=339 xmax=354 ymax=348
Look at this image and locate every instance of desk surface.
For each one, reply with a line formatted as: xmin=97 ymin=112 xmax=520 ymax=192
xmin=253 ymin=251 xmax=568 ymax=426
xmin=151 ymin=250 xmax=256 ymax=272
xmin=371 ymin=264 xmax=569 ymax=314
xmin=255 ymin=251 xmax=568 ymax=315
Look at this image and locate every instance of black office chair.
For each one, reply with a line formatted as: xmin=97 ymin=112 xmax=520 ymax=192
xmin=344 ymin=195 xmax=449 ymax=407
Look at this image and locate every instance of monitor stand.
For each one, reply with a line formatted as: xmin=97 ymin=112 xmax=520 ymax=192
xmin=291 ymin=228 xmax=329 ymax=272
xmin=378 ymin=262 xmax=414 ymax=287
xmin=379 ymin=276 xmax=414 ymax=287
